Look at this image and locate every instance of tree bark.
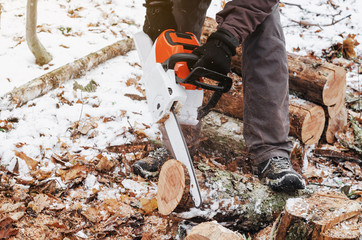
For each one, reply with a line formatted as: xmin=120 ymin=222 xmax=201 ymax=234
xmin=272 ymin=191 xmax=361 ymax=240
xmin=0 ymin=38 xmax=135 ymax=111
xmin=200 ymin=111 xmax=245 ymax=155
xmin=26 ymin=0 xmax=53 ymax=66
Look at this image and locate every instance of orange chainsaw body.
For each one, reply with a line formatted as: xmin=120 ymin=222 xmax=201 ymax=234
xmin=155 ymin=30 xmax=200 ymax=90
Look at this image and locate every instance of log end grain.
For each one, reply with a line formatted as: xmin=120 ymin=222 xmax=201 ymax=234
xmin=185 ymin=222 xmax=246 ymax=240
xmin=157 ymin=159 xmax=189 ymax=215
xmin=289 ymin=96 xmax=326 ymax=145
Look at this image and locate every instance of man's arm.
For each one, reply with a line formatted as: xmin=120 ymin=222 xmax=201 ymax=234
xmin=216 ymin=0 xmax=278 ymax=43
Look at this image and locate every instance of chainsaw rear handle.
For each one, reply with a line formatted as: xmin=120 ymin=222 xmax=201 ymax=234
xmin=162 ymin=53 xmax=232 ymax=93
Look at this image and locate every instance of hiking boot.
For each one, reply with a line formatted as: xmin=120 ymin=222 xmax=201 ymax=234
xmin=132 ymin=147 xmax=170 ymax=179
xmin=256 ymin=156 xmax=305 ymax=192
xmin=143 ymin=0 xmax=177 ymax=42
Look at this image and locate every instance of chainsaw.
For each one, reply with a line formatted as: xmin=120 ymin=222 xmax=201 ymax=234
xmin=133 ymin=30 xmax=232 ymax=207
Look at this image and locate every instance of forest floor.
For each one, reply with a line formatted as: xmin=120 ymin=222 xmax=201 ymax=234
xmin=0 ymin=0 xmax=361 ymax=239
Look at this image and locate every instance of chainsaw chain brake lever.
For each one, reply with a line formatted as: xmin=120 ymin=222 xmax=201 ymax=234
xmin=162 ymin=53 xmax=232 ymax=93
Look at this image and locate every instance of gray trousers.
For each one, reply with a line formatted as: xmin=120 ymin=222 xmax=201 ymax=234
xmin=173 ymin=1 xmax=292 ymax=165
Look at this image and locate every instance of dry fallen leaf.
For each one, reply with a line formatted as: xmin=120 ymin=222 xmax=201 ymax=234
xmin=58 ymin=164 xmax=88 ymax=181
xmin=343 ymin=34 xmax=359 ymax=59
xmin=14 ymin=150 xmax=39 ymax=170
xmin=96 ymin=156 xmax=115 ymax=172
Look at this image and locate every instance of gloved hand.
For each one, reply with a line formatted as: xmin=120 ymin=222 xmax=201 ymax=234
xmin=143 ymin=0 xmax=177 ymax=42
xmin=191 ymin=28 xmax=239 ymax=75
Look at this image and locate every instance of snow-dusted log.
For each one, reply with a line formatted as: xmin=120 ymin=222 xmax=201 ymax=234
xmin=272 ymin=191 xmax=361 ymax=240
xmin=0 ymin=38 xmax=134 ymax=111
xmin=185 ymin=222 xmax=245 ymax=240
xmin=174 ymin=161 xmax=300 ymax=232
xmin=26 ymin=0 xmax=53 ymax=66
xmin=200 ymin=111 xmax=245 ymax=155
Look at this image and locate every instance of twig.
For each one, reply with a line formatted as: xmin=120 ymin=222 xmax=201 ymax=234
xmin=291 ymin=14 xmax=351 ymax=28
xmin=281 ymin=2 xmax=342 ymax=17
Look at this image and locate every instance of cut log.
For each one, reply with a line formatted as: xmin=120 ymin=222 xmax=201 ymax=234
xmin=288 ymin=54 xmax=347 ymax=119
xmin=0 ymin=38 xmax=135 ymax=111
xmin=289 ymin=95 xmax=326 ymax=145
xmin=325 ymin=106 xmax=348 ymax=144
xmin=176 ymin=161 xmax=300 ymax=232
xmin=157 ymin=159 xmax=193 ymax=215
xmin=203 ymin=80 xmax=326 ymax=145
xmin=201 ymin=17 xmax=347 ymax=119
xmin=184 ymin=221 xmax=245 ymax=240
xmin=272 ymin=191 xmax=362 ymax=240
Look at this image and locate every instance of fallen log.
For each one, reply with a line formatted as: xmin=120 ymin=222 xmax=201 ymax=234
xmin=203 ymin=80 xmax=326 ymax=145
xmin=0 ymin=38 xmax=135 ymax=111
xmin=184 ymin=221 xmax=245 ymax=240
xmin=158 ymin=157 xmax=300 ymax=232
xmin=272 ymin=191 xmax=362 ymax=240
xmin=201 ymin=17 xmax=347 ymax=120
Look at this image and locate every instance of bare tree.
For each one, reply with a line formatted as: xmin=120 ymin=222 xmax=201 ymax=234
xmin=26 ymin=0 xmax=52 ymax=65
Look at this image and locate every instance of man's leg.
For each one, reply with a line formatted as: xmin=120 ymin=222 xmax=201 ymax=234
xmin=242 ymin=5 xmax=304 ymax=191
xmin=172 ymin=0 xmax=211 ymax=40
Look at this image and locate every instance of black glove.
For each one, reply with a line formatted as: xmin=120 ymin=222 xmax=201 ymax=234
xmin=192 ymin=28 xmax=239 ymax=75
xmin=143 ymin=0 xmax=177 ymax=42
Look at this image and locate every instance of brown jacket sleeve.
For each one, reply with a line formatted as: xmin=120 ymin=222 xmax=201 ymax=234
xmin=216 ymin=0 xmax=278 ymax=43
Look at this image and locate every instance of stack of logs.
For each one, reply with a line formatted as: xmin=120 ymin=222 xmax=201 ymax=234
xmin=201 ymin=17 xmax=347 ymax=145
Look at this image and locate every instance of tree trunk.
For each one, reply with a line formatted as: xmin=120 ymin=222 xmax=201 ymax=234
xmin=26 ymin=0 xmax=53 ymax=66
xmin=185 ymin=222 xmax=245 ymax=240
xmin=272 ymin=191 xmax=361 ymax=240
xmin=0 ymin=38 xmax=135 ymax=111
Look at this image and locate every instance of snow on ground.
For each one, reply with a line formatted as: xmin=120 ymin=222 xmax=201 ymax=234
xmin=0 ymin=0 xmax=361 ymax=219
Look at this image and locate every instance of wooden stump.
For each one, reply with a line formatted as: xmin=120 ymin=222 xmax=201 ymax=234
xmin=157 ymin=159 xmax=193 ymax=215
xmin=185 ymin=222 xmax=245 ymax=240
xmin=272 ymin=191 xmax=362 ymax=240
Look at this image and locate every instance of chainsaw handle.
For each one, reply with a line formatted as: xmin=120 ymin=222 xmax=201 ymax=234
xmin=181 ymin=67 xmax=232 ymax=93
xmin=161 ymin=53 xmax=199 ymax=71
xmin=162 ymin=53 xmax=232 ymax=93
